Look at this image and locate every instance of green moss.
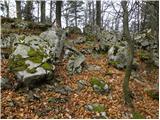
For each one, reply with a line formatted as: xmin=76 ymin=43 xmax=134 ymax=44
xmin=146 ymin=90 xmax=159 ymax=100
xmin=28 ymin=56 xmax=43 ymax=63
xmin=90 ymin=77 xmax=105 ymax=89
xmin=9 ymin=58 xmax=28 ymax=72
xmin=108 ymin=61 xmax=120 ymax=66
xmin=41 ymin=62 xmax=53 ymax=70
xmin=26 ymin=68 xmax=37 ymax=73
xmin=14 ymin=54 xmax=23 ymax=59
xmin=92 ymin=103 xmax=105 ymax=113
xmin=132 ymin=112 xmax=145 ymax=119
xmin=139 ymin=51 xmax=150 ymax=61
xmin=86 ymin=34 xmax=96 ymax=41
xmin=28 ymin=48 xmax=37 ymax=57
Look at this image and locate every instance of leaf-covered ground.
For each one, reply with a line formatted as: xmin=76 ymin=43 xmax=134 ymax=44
xmin=1 ymin=40 xmax=159 ymax=119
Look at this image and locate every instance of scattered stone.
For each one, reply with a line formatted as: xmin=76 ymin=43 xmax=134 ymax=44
xmin=87 ymin=64 xmax=101 ymax=71
xmin=90 ymin=77 xmax=110 ymax=94
xmin=73 ymin=36 xmax=86 ymax=44
xmin=85 ymin=103 xmax=105 ymax=113
xmin=77 ymin=80 xmax=88 ymax=92
xmin=67 ymin=54 xmax=85 ymax=74
xmin=53 ymin=85 xmax=73 ymax=95
xmin=108 ymin=44 xmax=127 ymax=69
xmin=0 ymin=77 xmax=11 ymax=90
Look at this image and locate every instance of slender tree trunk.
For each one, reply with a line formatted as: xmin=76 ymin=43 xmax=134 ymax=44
xmin=50 ymin=1 xmax=53 ymax=22
xmin=24 ymin=1 xmax=33 ymax=21
xmin=4 ymin=0 xmax=9 ymax=17
xmin=96 ymin=0 xmax=101 ymax=27
xmin=56 ymin=1 xmax=62 ymax=27
xmin=92 ymin=1 xmax=95 ymax=25
xmin=121 ymin=1 xmax=134 ymax=107
xmin=74 ymin=1 xmax=77 ymax=27
xmin=88 ymin=2 xmax=92 ymax=24
xmin=37 ymin=1 xmax=40 ymax=22
xmin=41 ymin=1 xmax=45 ymax=23
xmin=16 ymin=1 xmax=21 ymax=19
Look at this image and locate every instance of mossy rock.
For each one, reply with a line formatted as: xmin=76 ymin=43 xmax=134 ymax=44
xmin=90 ymin=77 xmax=105 ymax=90
xmin=92 ymin=104 xmax=105 ymax=113
xmin=41 ymin=62 xmax=54 ymax=71
xmin=28 ymin=56 xmax=43 ymax=63
xmin=86 ymin=103 xmax=105 ymax=113
xmin=85 ymin=34 xmax=96 ymax=41
xmin=9 ymin=58 xmax=28 ymax=72
xmin=26 ymin=68 xmax=37 ymax=73
xmin=139 ymin=51 xmax=150 ymax=61
xmin=132 ymin=112 xmax=145 ymax=119
xmin=28 ymin=48 xmax=44 ymax=57
xmin=108 ymin=61 xmax=120 ymax=67
xmin=146 ymin=90 xmax=159 ymax=100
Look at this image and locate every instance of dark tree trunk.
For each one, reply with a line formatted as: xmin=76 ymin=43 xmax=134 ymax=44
xmin=50 ymin=1 xmax=53 ymax=22
xmin=74 ymin=2 xmax=77 ymax=27
xmin=4 ymin=1 xmax=9 ymax=17
xmin=96 ymin=0 xmax=101 ymax=27
xmin=24 ymin=1 xmax=33 ymax=21
xmin=37 ymin=1 xmax=40 ymax=22
xmin=16 ymin=1 xmax=21 ymax=19
xmin=56 ymin=1 xmax=62 ymax=27
xmin=88 ymin=2 xmax=92 ymax=24
xmin=41 ymin=1 xmax=46 ymax=23
xmin=121 ymin=1 xmax=134 ymax=107
xmin=92 ymin=1 xmax=95 ymax=25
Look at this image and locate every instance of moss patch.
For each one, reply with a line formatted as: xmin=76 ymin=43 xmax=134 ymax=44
xmin=90 ymin=77 xmax=105 ymax=90
xmin=108 ymin=61 xmax=120 ymax=66
xmin=26 ymin=68 xmax=37 ymax=73
xmin=41 ymin=62 xmax=53 ymax=71
xmin=132 ymin=112 xmax=145 ymax=119
xmin=139 ymin=51 xmax=150 ymax=61
xmin=146 ymin=90 xmax=159 ymax=100
xmin=28 ymin=56 xmax=43 ymax=63
xmin=9 ymin=58 xmax=28 ymax=72
xmin=92 ymin=103 xmax=105 ymax=113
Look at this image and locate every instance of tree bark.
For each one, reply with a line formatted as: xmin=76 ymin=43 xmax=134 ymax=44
xmin=41 ymin=1 xmax=46 ymax=23
xmin=50 ymin=1 xmax=53 ymax=23
xmin=74 ymin=2 xmax=77 ymax=27
xmin=24 ymin=1 xmax=33 ymax=21
xmin=121 ymin=1 xmax=134 ymax=107
xmin=96 ymin=0 xmax=101 ymax=27
xmin=37 ymin=1 xmax=40 ymax=22
xmin=16 ymin=1 xmax=21 ymax=19
xmin=56 ymin=1 xmax=62 ymax=28
xmin=4 ymin=0 xmax=9 ymax=17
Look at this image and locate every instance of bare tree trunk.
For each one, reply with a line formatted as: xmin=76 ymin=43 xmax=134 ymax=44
xmin=88 ymin=2 xmax=92 ymax=24
xmin=121 ymin=1 xmax=134 ymax=107
xmin=16 ymin=1 xmax=21 ymax=19
xmin=4 ymin=0 xmax=9 ymax=17
xmin=37 ymin=1 xmax=40 ymax=22
xmin=50 ymin=1 xmax=53 ymax=23
xmin=74 ymin=2 xmax=77 ymax=27
xmin=41 ymin=1 xmax=45 ymax=23
xmin=96 ymin=0 xmax=101 ymax=27
xmin=92 ymin=1 xmax=95 ymax=25
xmin=24 ymin=1 xmax=33 ymax=21
xmin=56 ymin=1 xmax=62 ymax=27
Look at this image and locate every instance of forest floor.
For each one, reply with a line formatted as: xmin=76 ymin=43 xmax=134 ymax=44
xmin=1 ymin=34 xmax=159 ymax=119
